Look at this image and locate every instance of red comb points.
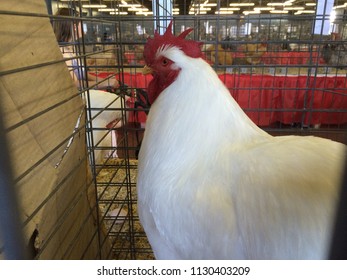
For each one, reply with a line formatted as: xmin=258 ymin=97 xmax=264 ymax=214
xmin=144 ymin=20 xmax=202 ymax=65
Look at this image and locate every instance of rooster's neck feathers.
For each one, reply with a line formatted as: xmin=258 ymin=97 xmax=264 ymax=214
xmin=144 ymin=22 xmax=266 ymax=141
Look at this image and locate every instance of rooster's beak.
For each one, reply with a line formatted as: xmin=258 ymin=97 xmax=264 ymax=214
xmin=143 ymin=65 xmax=153 ymax=75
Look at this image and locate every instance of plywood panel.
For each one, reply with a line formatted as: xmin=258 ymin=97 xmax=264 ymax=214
xmin=0 ymin=0 xmax=109 ymax=259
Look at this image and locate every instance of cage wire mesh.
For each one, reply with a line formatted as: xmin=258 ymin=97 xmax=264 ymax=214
xmin=0 ymin=0 xmax=346 ymax=260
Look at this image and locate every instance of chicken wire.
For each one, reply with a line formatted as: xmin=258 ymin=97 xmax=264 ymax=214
xmin=0 ymin=0 xmax=346 ymax=260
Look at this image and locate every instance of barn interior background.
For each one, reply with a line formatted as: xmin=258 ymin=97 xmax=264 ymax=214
xmin=0 ymin=0 xmax=346 ymax=259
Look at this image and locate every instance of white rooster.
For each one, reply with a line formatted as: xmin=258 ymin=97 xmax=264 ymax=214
xmin=137 ymin=22 xmax=346 ymax=259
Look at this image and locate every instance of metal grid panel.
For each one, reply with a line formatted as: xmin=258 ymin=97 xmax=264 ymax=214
xmin=50 ymin=0 xmax=146 ymax=259
xmin=1 ymin=0 xmax=346 ymax=260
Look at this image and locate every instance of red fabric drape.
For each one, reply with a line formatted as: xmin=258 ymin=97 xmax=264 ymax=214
xmin=96 ymin=72 xmax=347 ymax=126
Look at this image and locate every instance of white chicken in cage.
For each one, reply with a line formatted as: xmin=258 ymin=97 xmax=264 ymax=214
xmin=137 ymin=21 xmax=346 ymax=260
xmin=87 ymin=89 xmax=128 ymax=164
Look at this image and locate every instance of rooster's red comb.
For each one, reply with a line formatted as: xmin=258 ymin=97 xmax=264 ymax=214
xmin=144 ymin=21 xmax=203 ymax=65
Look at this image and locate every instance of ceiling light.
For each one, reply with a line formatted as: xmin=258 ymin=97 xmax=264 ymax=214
xmin=333 ymin=3 xmax=347 ymax=9
xmin=192 ymin=3 xmax=217 ymax=7
xmin=284 ymin=6 xmax=305 ymax=10
xmin=119 ymin=4 xmax=142 ymax=7
xmin=215 ymin=11 xmax=234 ymax=14
xmin=305 ymin=3 xmax=317 ymax=6
xmin=189 ymin=11 xmax=207 ymax=14
xmin=294 ymin=10 xmax=316 ymax=15
xmin=82 ymin=4 xmax=107 ymax=9
xmin=243 ymin=10 xmax=261 ymax=15
xmin=128 ymin=8 xmax=149 ymax=13
xmin=98 ymin=8 xmax=119 ymax=12
xmin=267 ymin=2 xmax=292 ymax=6
xmin=230 ymin=3 xmax=255 ymax=7
xmin=190 ymin=7 xmax=211 ymax=11
xmin=136 ymin=11 xmax=153 ymax=15
xmin=110 ymin=11 xmax=128 ymax=15
xmin=254 ymin=7 xmax=275 ymax=11
xmin=270 ymin=10 xmax=289 ymax=13
xmin=220 ymin=7 xmax=240 ymax=11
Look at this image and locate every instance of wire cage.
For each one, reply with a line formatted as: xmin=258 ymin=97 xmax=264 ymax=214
xmin=0 ymin=0 xmax=346 ymax=260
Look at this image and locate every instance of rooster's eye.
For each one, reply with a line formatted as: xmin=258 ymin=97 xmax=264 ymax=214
xmin=162 ymin=58 xmax=169 ymax=66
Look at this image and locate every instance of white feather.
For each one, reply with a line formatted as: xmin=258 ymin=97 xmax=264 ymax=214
xmin=87 ymin=89 xmax=126 ymax=163
xmin=137 ymin=47 xmax=346 ymax=259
